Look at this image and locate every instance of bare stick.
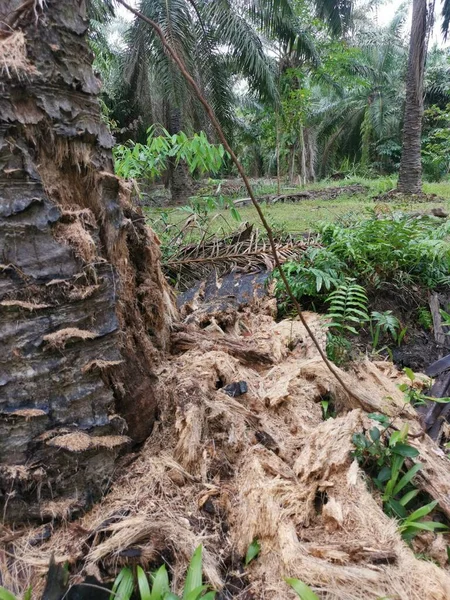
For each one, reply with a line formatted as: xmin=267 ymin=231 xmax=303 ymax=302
xmin=116 ymin=0 xmax=362 ymax=402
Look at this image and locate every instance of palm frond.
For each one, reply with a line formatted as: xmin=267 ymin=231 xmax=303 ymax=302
xmin=443 ymin=0 xmax=450 ymax=40
xmin=313 ymin=0 xmax=352 ymax=36
xmin=163 ymin=224 xmax=309 ymax=289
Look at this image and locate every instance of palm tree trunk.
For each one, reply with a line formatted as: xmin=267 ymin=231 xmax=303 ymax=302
xmin=397 ymin=0 xmax=428 ymax=194
xmin=0 ymin=0 xmax=174 ymax=522
xmin=167 ymin=106 xmax=194 ymax=205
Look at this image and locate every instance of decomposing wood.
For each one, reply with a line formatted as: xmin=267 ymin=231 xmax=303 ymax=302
xmin=171 ymin=324 xmax=274 ymax=364
xmin=414 ymin=294 xmax=450 ymax=440
xmin=429 ymin=292 xmax=447 ymax=359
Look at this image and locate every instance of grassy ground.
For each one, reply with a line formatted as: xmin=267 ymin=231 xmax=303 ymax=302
xmin=144 ymin=176 xmax=450 ymax=239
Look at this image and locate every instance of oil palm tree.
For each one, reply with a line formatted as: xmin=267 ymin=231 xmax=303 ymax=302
xmin=396 ymin=0 xmax=429 ymax=194
xmin=313 ymin=10 xmax=407 ymax=176
xmin=116 ymin=0 xmax=352 ymax=202
xmin=0 ymin=0 xmax=171 ymax=522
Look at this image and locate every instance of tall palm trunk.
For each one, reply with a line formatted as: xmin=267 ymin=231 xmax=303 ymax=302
xmin=167 ymin=106 xmax=194 ymax=205
xmin=0 ymin=0 xmax=174 ymax=522
xmin=397 ymin=0 xmax=428 ymax=194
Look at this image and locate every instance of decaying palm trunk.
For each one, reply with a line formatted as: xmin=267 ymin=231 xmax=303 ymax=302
xmin=397 ymin=0 xmax=428 ymax=194
xmin=0 ymin=0 xmax=174 ymax=522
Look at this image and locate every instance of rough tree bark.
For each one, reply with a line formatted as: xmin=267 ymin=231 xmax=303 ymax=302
xmin=0 ymin=0 xmax=174 ymax=522
xmin=167 ymin=106 xmax=194 ymax=205
xmin=397 ymin=0 xmax=428 ymax=194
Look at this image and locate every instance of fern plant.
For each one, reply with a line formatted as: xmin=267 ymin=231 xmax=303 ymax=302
xmin=273 ymin=247 xmax=345 ymax=313
xmin=370 ymin=310 xmax=405 ymax=351
xmin=325 ymin=279 xmax=369 ymax=334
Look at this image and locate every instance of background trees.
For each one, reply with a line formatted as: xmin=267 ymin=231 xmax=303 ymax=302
xmin=92 ymin=0 xmax=450 ymax=194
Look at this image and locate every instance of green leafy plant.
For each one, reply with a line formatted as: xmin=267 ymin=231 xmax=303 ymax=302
xmin=417 ymin=306 xmax=433 ymax=331
xmin=325 ymin=279 xmax=369 ymax=334
xmin=273 ymin=246 xmax=345 ymax=311
xmin=319 ymin=215 xmax=450 ymax=291
xmin=110 ymin=545 xmax=215 ymax=600
xmin=245 ymin=539 xmax=261 ymax=565
xmin=325 ymin=332 xmax=352 ymax=366
xmin=370 ymin=310 xmax=405 ymax=352
xmin=114 ymin=126 xmax=228 ymax=183
xmin=0 ymin=588 xmax=31 ymax=600
xmin=353 ymin=417 xmax=448 ymax=540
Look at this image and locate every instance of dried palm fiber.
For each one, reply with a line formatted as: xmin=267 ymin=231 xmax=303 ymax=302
xmin=0 ymin=31 xmax=37 ymax=78
xmin=3 ymin=310 xmax=450 ymax=599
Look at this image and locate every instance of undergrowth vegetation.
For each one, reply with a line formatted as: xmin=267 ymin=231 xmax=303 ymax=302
xmin=274 ymin=212 xmax=450 ymax=362
xmin=110 ymin=545 xmax=215 ymax=600
xmin=353 ymin=414 xmax=449 ymax=543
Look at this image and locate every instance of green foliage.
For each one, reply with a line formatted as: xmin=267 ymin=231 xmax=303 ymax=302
xmin=325 ymin=279 xmax=369 ymax=334
xmin=114 ymin=127 xmax=228 ymax=182
xmin=273 ymin=246 xmax=345 ymax=312
xmin=417 ymin=306 xmax=433 ymax=330
xmin=422 ymin=105 xmax=450 ymax=182
xmin=0 ymin=588 xmax=31 ymax=600
xmin=110 ymin=545 xmax=215 ymax=600
xmin=325 ymin=332 xmax=352 ymax=366
xmin=353 ymin=418 xmax=448 ymax=541
xmin=398 ymin=369 xmax=450 ymax=407
xmin=245 ymin=539 xmax=261 ymax=565
xmin=276 ymin=213 xmax=450 ymax=320
xmin=285 ymin=578 xmax=319 ymax=600
xmin=369 ymin=310 xmax=405 ymax=352
xmin=319 ymin=214 xmax=450 ymax=290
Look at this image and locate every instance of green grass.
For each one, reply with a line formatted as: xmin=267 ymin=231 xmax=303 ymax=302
xmin=144 ymin=176 xmax=450 ymax=238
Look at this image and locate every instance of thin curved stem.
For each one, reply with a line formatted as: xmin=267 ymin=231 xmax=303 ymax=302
xmin=117 ymin=0 xmax=362 ymax=402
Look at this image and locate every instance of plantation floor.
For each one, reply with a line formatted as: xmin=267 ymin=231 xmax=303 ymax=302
xmin=144 ymin=177 xmax=450 ymax=238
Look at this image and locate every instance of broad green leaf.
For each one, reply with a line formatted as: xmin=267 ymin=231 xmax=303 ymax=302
xmin=185 ymin=585 xmax=207 ymax=600
xmin=137 ymin=566 xmax=151 ymax=600
xmin=377 ymin=466 xmax=391 ymax=482
xmin=23 ymin=589 xmax=32 ymax=600
xmin=151 ymin=565 xmax=170 ymax=600
xmin=385 ymin=498 xmax=407 ymax=519
xmin=285 ymin=578 xmax=319 ymax=600
xmin=0 ymin=587 xmax=18 ymax=600
xmin=403 ymin=367 xmax=415 ymax=382
xmin=370 ymin=427 xmax=381 ymax=442
xmin=183 ymin=545 xmax=203 ymax=599
xmin=110 ymin=568 xmax=134 ymax=600
xmin=393 ymin=463 xmax=422 ymax=496
xmin=399 ymin=489 xmax=420 ymax=507
xmin=405 ymin=500 xmax=438 ymax=523
xmin=401 ymin=521 xmax=448 ymax=532
xmin=391 ymin=444 xmax=419 ymax=458
xmin=245 ymin=539 xmax=261 ymax=565
xmin=368 ymin=413 xmax=390 ymax=425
